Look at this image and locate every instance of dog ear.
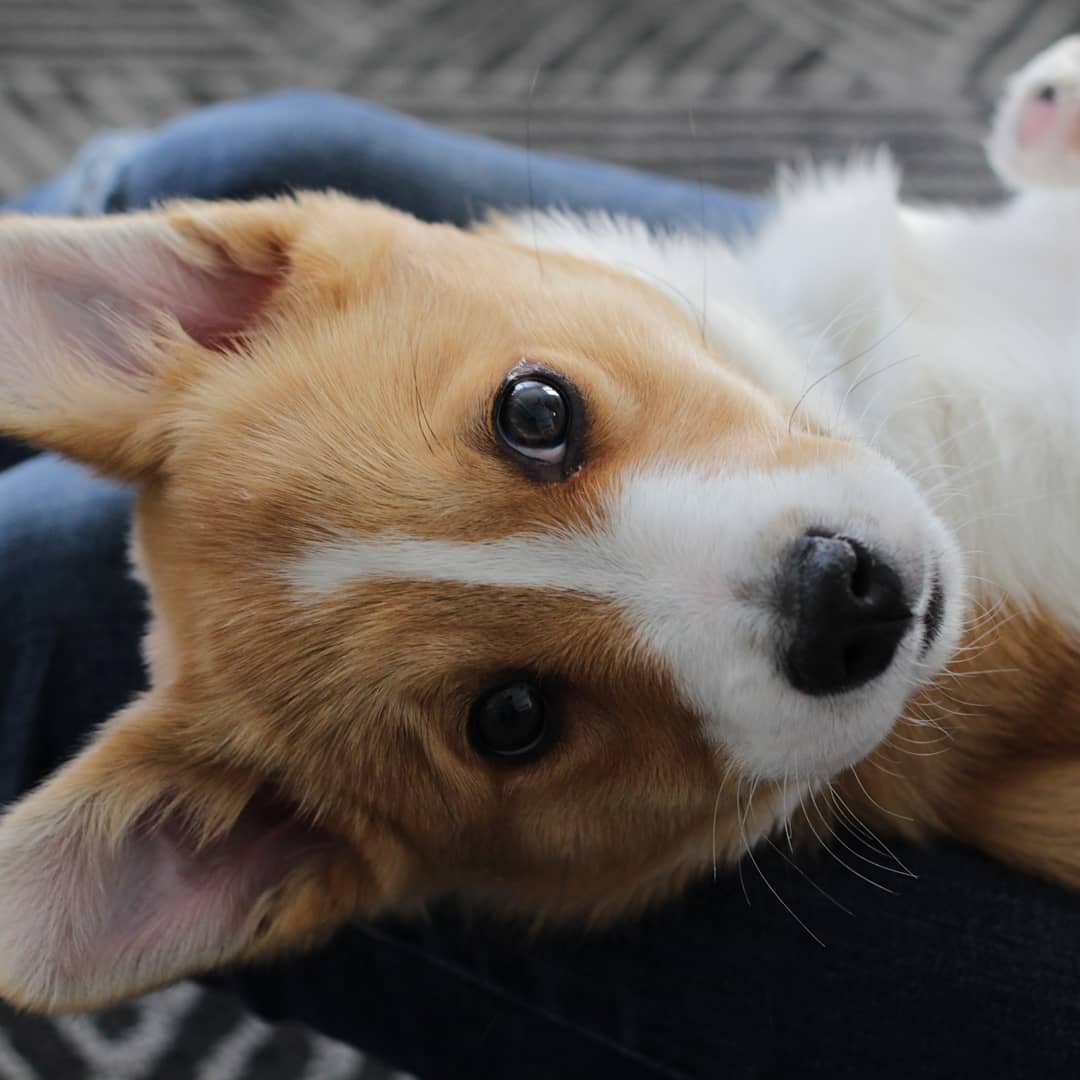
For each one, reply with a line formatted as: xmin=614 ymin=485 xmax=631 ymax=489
xmin=0 ymin=199 xmax=300 ymax=477
xmin=0 ymin=693 xmax=402 ymax=1012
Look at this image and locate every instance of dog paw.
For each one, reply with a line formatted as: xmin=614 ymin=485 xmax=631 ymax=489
xmin=988 ymin=35 xmax=1080 ymax=190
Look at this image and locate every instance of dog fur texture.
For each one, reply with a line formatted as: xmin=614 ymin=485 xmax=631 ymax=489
xmin=0 ymin=37 xmax=1078 ymax=1012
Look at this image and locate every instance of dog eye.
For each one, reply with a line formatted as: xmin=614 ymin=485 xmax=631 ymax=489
xmin=493 ymin=367 xmax=584 ymax=480
xmin=497 ymin=377 xmax=569 ymax=461
xmin=469 ymin=677 xmax=557 ymax=764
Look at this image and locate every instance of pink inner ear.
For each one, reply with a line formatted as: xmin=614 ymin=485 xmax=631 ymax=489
xmin=96 ymin=792 xmax=337 ymax=976
xmin=0 ymin=788 xmax=339 ymax=1008
xmin=3 ymin=227 xmax=282 ymax=389
xmin=147 ymin=251 xmax=283 ymax=351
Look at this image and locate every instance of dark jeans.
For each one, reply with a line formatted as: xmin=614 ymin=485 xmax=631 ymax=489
xmin=2 ymin=93 xmax=1078 ymax=1079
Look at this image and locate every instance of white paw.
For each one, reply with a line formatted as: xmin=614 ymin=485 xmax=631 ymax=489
xmin=988 ymin=35 xmax=1080 ymax=190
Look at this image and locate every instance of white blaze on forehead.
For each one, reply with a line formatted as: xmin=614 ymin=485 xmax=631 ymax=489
xmin=282 ymin=460 xmax=961 ymax=782
xmin=286 ymin=461 xmax=931 ymax=606
xmin=287 ymin=528 xmax=627 ymax=598
xmin=285 ymin=464 xmax=804 ymax=605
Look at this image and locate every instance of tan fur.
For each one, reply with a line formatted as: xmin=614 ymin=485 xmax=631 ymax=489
xmin=836 ymin=601 xmax=1080 ymax=888
xmin=0 ymin=194 xmax=811 ymax=1009
xmin=124 ymin=196 xmax=803 ymax=921
xmin=0 ymin=192 xmax=1076 ymax=1011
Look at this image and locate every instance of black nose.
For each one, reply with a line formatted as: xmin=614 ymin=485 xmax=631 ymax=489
xmin=779 ymin=531 xmax=911 ymax=696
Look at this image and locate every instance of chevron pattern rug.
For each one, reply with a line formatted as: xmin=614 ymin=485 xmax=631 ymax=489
xmin=1 ymin=1 xmax=1078 ymax=1076
xmin=4 ymin=0 xmax=1080 ymax=204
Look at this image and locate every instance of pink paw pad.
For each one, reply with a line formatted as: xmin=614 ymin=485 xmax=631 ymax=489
xmin=989 ymin=36 xmax=1080 ymax=190
xmin=1018 ymin=88 xmax=1059 ymax=147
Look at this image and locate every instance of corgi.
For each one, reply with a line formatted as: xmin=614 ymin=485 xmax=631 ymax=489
xmin=0 ymin=37 xmax=1078 ymax=1014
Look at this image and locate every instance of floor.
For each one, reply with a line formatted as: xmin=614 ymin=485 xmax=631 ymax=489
xmin=0 ymin=1 xmax=1077 ymax=1076
xmin=4 ymin=0 xmax=1080 ymax=204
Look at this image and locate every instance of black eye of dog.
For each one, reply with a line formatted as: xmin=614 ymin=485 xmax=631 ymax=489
xmin=469 ymin=678 xmax=555 ymax=763
xmin=492 ymin=366 xmax=586 ymax=481
xmin=497 ymin=378 xmax=569 ymax=460
xmin=1036 ymin=85 xmax=1058 ymax=103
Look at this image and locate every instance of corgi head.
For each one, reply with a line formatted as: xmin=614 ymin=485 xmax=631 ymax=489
xmin=0 ymin=194 xmax=963 ymax=1011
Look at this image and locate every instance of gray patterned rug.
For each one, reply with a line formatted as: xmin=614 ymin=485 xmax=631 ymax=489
xmin=1 ymin=0 xmax=1078 ymax=1076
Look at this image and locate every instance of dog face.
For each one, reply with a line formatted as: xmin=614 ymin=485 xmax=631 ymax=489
xmin=0 ymin=194 xmax=962 ymax=1010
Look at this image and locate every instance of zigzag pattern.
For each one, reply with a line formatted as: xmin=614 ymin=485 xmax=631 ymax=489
xmin=2 ymin=0 xmax=1079 ymax=201
xmin=0 ymin=0 xmax=1078 ymax=1076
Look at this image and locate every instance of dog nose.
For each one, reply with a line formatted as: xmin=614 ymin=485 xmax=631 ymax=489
xmin=779 ymin=531 xmax=911 ymax=696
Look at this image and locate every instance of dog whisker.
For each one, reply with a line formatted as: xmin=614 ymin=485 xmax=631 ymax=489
xmin=736 ymin=779 xmax=827 ymax=947
xmin=787 ymin=309 xmax=914 ymax=435
xmin=844 ymin=763 xmax=915 ymax=823
xmin=763 ymin=836 xmax=854 ymax=916
xmin=803 ymin=783 xmax=899 ymax=892
xmin=826 ymin=785 xmax=917 ymax=878
xmin=526 ymin=65 xmax=545 ymax=282
xmin=688 ymin=106 xmax=708 ymax=347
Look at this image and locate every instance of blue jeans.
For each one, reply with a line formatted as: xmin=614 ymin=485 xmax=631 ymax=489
xmin=2 ymin=93 xmax=1078 ymax=1080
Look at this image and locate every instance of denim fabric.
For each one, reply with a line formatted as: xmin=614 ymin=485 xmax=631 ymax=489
xmin=2 ymin=92 xmax=1078 ymax=1079
xmin=0 ymin=457 xmax=145 ymax=805
xmin=216 ymin=846 xmax=1080 ymax=1080
xmin=7 ymin=91 xmax=765 ymax=237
